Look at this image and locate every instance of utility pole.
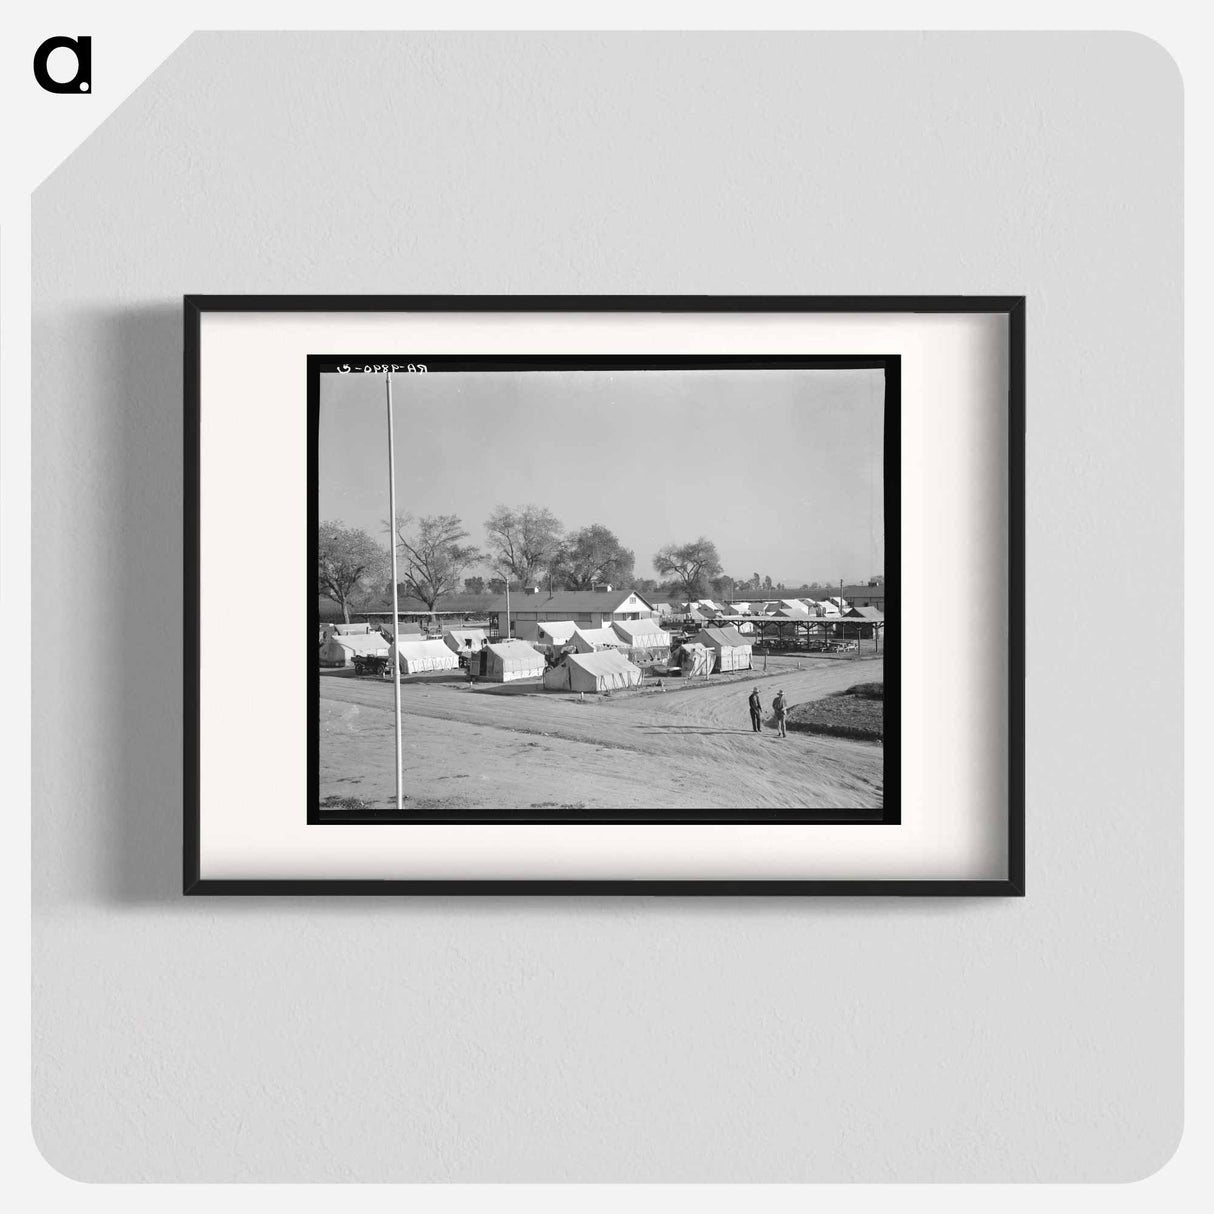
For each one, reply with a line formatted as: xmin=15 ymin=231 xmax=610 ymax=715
xmin=386 ymin=374 xmax=403 ymax=811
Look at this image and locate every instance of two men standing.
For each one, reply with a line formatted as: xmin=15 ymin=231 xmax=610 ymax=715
xmin=748 ymin=685 xmax=789 ymax=737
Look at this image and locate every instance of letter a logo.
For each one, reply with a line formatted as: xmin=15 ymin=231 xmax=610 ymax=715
xmin=33 ymin=35 xmax=92 ymax=94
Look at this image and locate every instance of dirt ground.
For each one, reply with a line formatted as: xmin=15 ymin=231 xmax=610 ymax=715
xmin=319 ymin=653 xmax=884 ymax=813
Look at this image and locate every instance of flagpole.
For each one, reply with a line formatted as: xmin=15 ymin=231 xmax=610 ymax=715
xmin=386 ymin=374 xmax=403 ymax=810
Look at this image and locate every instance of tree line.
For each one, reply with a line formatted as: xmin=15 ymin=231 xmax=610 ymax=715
xmin=319 ymin=503 xmax=867 ymax=621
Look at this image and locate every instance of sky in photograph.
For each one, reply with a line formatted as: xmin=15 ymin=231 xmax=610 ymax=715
xmin=317 ymin=366 xmax=885 ymax=587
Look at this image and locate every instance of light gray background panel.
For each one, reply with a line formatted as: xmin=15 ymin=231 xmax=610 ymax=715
xmin=32 ymin=32 xmax=1182 ymax=1181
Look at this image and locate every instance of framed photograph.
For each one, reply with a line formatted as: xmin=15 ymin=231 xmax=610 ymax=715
xmin=185 ymin=296 xmax=1024 ymax=894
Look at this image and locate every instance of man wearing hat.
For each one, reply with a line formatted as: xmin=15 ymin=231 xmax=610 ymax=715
xmin=747 ymin=685 xmax=763 ymax=733
xmin=772 ymin=688 xmax=788 ymax=738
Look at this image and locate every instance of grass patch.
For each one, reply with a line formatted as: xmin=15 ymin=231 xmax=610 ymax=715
xmin=844 ymin=682 xmax=883 ymax=700
xmin=787 ymin=683 xmax=884 ymax=741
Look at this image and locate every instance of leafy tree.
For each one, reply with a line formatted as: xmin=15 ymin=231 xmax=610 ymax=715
xmin=653 ymin=538 xmax=723 ymax=601
xmin=763 ymin=574 xmax=773 ymax=591
xmin=464 ymin=576 xmax=486 ymax=594
xmin=483 ymin=504 xmax=563 ymax=588
xmin=551 ymin=524 xmax=635 ymax=590
xmin=317 ymin=521 xmax=389 ymax=623
xmin=391 ymin=513 xmax=481 ymax=611
xmin=710 ymin=573 xmax=736 ymax=601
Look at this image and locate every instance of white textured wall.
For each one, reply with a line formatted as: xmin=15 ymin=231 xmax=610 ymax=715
xmin=31 ymin=32 xmax=1182 ymax=1181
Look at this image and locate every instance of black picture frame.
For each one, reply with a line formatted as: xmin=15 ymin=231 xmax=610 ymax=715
xmin=184 ymin=295 xmax=1025 ymax=896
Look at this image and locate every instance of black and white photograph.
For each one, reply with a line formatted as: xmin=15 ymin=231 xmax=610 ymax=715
xmin=311 ymin=355 xmax=897 ymax=824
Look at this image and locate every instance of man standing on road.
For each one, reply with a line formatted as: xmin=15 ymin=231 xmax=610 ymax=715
xmin=748 ymin=686 xmax=763 ymax=733
xmin=773 ymin=689 xmax=788 ymax=738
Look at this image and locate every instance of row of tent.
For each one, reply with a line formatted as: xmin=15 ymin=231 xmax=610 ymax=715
xmin=680 ymin=597 xmax=851 ymax=621
xmin=320 ymin=622 xmax=755 ymax=685
xmin=319 ymin=631 xmax=544 ymax=680
xmin=545 ymin=626 xmax=756 ymax=690
xmin=321 ymin=619 xmax=676 ymax=665
xmin=518 ymin=618 xmax=672 ymax=654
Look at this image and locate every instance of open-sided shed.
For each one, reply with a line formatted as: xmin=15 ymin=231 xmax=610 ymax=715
xmin=838 ymin=605 xmax=885 ymax=640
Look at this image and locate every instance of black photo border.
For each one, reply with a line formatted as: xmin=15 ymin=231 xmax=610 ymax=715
xmin=307 ymin=353 xmax=898 ymax=827
xmin=184 ymin=295 xmax=1025 ymax=896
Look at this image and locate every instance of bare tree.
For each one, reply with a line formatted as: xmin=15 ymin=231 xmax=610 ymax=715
xmin=483 ymin=504 xmax=563 ymax=587
xmin=390 ymin=514 xmax=481 ymax=612
xmin=551 ymin=524 xmax=635 ymax=590
xmin=653 ymin=537 xmax=723 ymax=601
xmin=317 ymin=521 xmax=389 ymax=623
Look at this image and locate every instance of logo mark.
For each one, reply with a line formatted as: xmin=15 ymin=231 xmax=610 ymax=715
xmin=33 ymin=35 xmax=91 ymax=94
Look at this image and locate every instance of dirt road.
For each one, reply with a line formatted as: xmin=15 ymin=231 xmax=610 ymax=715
xmin=320 ymin=655 xmax=883 ymax=812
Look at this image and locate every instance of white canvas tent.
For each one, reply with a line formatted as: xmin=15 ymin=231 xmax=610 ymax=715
xmin=318 ymin=636 xmax=351 ymax=667
xmin=332 ymin=622 xmax=371 ymax=635
xmin=691 ymin=626 xmax=753 ymax=673
xmin=610 ymin=618 xmax=672 ymax=657
xmin=327 ymin=631 xmax=391 ymax=661
xmin=543 ymin=649 xmax=643 ymax=693
xmin=518 ymin=619 xmax=579 ymax=650
xmin=570 ymin=625 xmax=628 ymax=653
xmin=479 ymin=640 xmax=546 ymax=683
xmin=389 ymin=638 xmax=460 ymax=674
xmin=442 ymin=627 xmax=487 ymax=656
xmin=677 ymin=642 xmax=713 ymax=677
